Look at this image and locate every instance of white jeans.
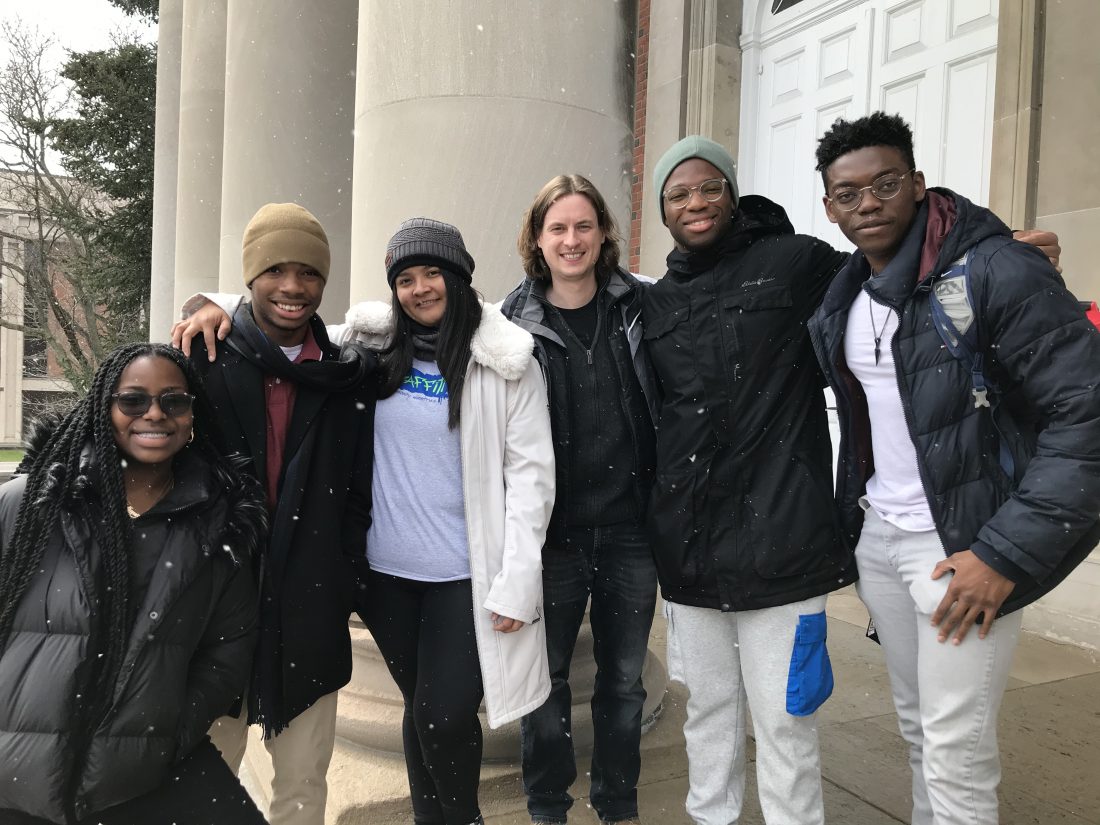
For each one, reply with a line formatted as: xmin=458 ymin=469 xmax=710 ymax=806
xmin=209 ymin=691 xmax=339 ymax=825
xmin=855 ymin=508 xmax=1021 ymax=825
xmin=667 ymin=596 xmax=828 ymax=825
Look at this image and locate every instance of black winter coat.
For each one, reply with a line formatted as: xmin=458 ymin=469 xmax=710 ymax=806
xmin=501 ymin=268 xmax=660 ymax=528
xmin=808 ymin=189 xmax=1100 ymax=614
xmin=0 ymin=451 xmax=262 ymax=824
xmin=190 ymin=307 xmax=375 ymax=735
xmin=642 ymin=196 xmax=856 ymax=610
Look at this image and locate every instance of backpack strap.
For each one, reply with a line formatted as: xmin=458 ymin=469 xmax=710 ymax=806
xmin=929 ymin=252 xmax=1016 ymax=479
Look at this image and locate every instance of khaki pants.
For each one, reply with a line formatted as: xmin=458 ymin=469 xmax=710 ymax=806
xmin=210 ymin=691 xmax=339 ymax=825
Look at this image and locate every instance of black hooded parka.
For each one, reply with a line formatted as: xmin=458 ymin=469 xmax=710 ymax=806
xmin=642 ymin=195 xmax=856 ymax=611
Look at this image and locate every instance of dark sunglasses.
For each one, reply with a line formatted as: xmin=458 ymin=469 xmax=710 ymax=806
xmin=111 ymin=390 xmax=195 ymax=418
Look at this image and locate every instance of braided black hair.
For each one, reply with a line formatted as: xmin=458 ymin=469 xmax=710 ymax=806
xmin=0 ymin=343 xmax=241 ymax=742
xmin=815 ymin=111 xmax=916 ymax=188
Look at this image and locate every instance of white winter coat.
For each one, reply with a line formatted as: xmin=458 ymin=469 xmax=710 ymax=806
xmin=345 ymin=301 xmax=555 ymax=728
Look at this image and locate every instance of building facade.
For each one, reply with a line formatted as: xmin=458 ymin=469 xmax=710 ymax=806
xmin=147 ymin=0 xmax=1100 ymax=812
xmin=0 ymin=174 xmax=77 ymax=448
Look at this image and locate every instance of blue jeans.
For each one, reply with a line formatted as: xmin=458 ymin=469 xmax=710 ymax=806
xmin=521 ymin=521 xmax=658 ymax=823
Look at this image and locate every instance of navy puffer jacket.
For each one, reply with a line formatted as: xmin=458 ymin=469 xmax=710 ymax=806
xmin=808 ymin=189 xmax=1100 ymax=613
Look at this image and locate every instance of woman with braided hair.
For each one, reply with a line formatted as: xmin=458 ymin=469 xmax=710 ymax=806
xmin=0 ymin=343 xmax=268 ymax=825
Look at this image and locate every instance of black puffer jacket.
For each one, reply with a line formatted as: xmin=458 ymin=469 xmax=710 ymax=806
xmin=808 ymin=189 xmax=1100 ymax=613
xmin=642 ymin=196 xmax=855 ymax=610
xmin=501 ymin=268 xmax=660 ymax=529
xmin=0 ymin=450 xmax=263 ymax=824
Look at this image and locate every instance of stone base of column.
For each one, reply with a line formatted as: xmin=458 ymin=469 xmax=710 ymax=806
xmin=337 ymin=620 xmax=667 ymax=760
xmin=240 ymin=616 xmax=670 ymax=820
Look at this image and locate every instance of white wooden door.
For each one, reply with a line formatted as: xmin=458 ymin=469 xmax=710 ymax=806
xmin=741 ymin=0 xmax=999 ymax=251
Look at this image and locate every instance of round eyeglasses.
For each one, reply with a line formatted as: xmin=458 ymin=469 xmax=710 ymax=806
xmin=112 ymin=390 xmax=195 ymax=418
xmin=663 ymin=178 xmax=728 ymax=209
xmin=828 ymin=170 xmax=916 ymax=212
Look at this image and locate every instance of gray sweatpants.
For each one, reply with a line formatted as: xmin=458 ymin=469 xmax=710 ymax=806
xmin=667 ymin=596 xmax=828 ymax=825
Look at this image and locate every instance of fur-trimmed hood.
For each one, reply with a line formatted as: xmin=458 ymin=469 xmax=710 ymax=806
xmin=344 ymin=300 xmax=535 ymax=381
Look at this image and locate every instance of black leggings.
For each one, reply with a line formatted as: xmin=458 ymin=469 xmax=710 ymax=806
xmin=363 ymin=571 xmax=484 ymax=825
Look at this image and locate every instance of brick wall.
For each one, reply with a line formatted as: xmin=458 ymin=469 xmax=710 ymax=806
xmin=629 ymin=0 xmax=651 ymax=273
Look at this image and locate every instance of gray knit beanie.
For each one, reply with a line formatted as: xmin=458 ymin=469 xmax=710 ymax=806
xmin=653 ymin=135 xmax=739 ymax=223
xmin=385 ymin=217 xmax=475 ymax=288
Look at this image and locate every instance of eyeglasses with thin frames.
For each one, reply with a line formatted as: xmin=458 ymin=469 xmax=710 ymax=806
xmin=663 ymin=178 xmax=728 ymax=209
xmin=827 ymin=169 xmax=916 ymax=212
xmin=111 ymin=390 xmax=195 ymax=418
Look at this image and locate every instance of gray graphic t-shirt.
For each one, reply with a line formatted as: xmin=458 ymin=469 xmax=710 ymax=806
xmin=367 ymin=358 xmax=470 ymax=581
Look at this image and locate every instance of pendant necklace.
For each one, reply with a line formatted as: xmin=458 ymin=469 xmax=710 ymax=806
xmin=868 ymin=296 xmax=891 ymax=366
xmin=126 ymin=472 xmax=175 ymax=520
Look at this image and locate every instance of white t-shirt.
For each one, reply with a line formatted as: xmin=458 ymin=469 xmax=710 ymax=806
xmin=279 ymin=343 xmax=304 ymax=361
xmin=844 ymin=286 xmax=936 ymax=533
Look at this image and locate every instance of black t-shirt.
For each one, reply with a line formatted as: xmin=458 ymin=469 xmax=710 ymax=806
xmin=555 ymin=296 xmax=598 ymax=348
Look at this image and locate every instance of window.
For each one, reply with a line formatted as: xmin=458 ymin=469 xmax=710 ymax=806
xmin=771 ymin=0 xmax=808 ymax=12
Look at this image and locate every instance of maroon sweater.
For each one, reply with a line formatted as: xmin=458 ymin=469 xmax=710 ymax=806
xmin=263 ymin=327 xmax=323 ymax=507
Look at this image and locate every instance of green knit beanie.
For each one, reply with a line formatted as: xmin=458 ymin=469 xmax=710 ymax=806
xmin=653 ymin=135 xmax=739 ymax=223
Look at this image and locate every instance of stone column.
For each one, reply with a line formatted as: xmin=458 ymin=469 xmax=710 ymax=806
xmin=349 ymin=0 xmax=638 ymax=302
xmin=148 ymin=0 xmax=184 ymax=340
xmin=988 ymin=0 xmax=1044 ymax=232
xmin=991 ymin=0 xmax=1100 ymax=651
xmin=217 ymin=0 xmax=357 ymax=317
xmin=171 ymin=0 xmax=227 ymax=312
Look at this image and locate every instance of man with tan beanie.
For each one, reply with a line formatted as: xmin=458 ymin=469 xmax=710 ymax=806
xmin=187 ymin=203 xmax=376 ymax=825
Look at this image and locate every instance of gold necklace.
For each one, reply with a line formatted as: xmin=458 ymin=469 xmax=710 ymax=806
xmin=126 ymin=472 xmax=175 ymax=519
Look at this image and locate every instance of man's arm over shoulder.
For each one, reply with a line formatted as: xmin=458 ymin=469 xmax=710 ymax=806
xmin=970 ymin=239 xmax=1100 ymax=583
xmin=792 ymin=235 xmax=850 ymax=311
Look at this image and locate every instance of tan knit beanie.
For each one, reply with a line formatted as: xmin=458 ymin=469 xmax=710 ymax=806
xmin=242 ymin=203 xmax=330 ymax=287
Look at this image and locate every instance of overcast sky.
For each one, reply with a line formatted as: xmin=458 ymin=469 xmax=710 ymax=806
xmin=1 ymin=0 xmax=156 ymax=64
xmin=0 ymin=1 xmax=157 ymax=167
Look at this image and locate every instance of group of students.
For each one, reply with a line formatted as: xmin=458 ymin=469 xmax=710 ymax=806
xmin=0 ymin=111 xmax=1097 ymax=825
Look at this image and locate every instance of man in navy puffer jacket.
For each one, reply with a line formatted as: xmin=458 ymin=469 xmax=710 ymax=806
xmin=808 ymin=112 xmax=1100 ymax=825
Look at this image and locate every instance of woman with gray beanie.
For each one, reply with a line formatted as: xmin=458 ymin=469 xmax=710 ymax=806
xmin=344 ymin=218 xmax=556 ymax=825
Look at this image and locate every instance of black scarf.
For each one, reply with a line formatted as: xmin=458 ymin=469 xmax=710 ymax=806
xmin=228 ymin=303 xmax=372 ymax=390
xmin=409 ymin=318 xmax=440 ymax=361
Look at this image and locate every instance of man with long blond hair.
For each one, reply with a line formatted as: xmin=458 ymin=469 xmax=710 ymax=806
xmin=502 ymin=174 xmax=660 ymax=825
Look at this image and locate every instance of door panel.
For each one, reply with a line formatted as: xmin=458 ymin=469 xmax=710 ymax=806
xmin=745 ymin=0 xmax=998 ymax=248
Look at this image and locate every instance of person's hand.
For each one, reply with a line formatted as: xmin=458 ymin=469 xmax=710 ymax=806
xmin=1012 ymin=229 xmax=1061 ymax=273
xmin=170 ymin=301 xmax=233 ymax=360
xmin=490 ymin=612 xmax=525 ymax=633
xmin=929 ymin=550 xmax=1016 ymax=644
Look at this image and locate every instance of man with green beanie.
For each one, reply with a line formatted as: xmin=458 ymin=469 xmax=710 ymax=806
xmin=188 ymin=203 xmax=376 ymax=825
xmin=642 ymin=136 xmax=1060 ymax=825
xmin=643 ymin=136 xmax=847 ymax=825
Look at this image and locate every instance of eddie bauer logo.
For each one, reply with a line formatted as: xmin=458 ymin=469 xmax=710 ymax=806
xmin=740 ymin=277 xmax=776 ymax=288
